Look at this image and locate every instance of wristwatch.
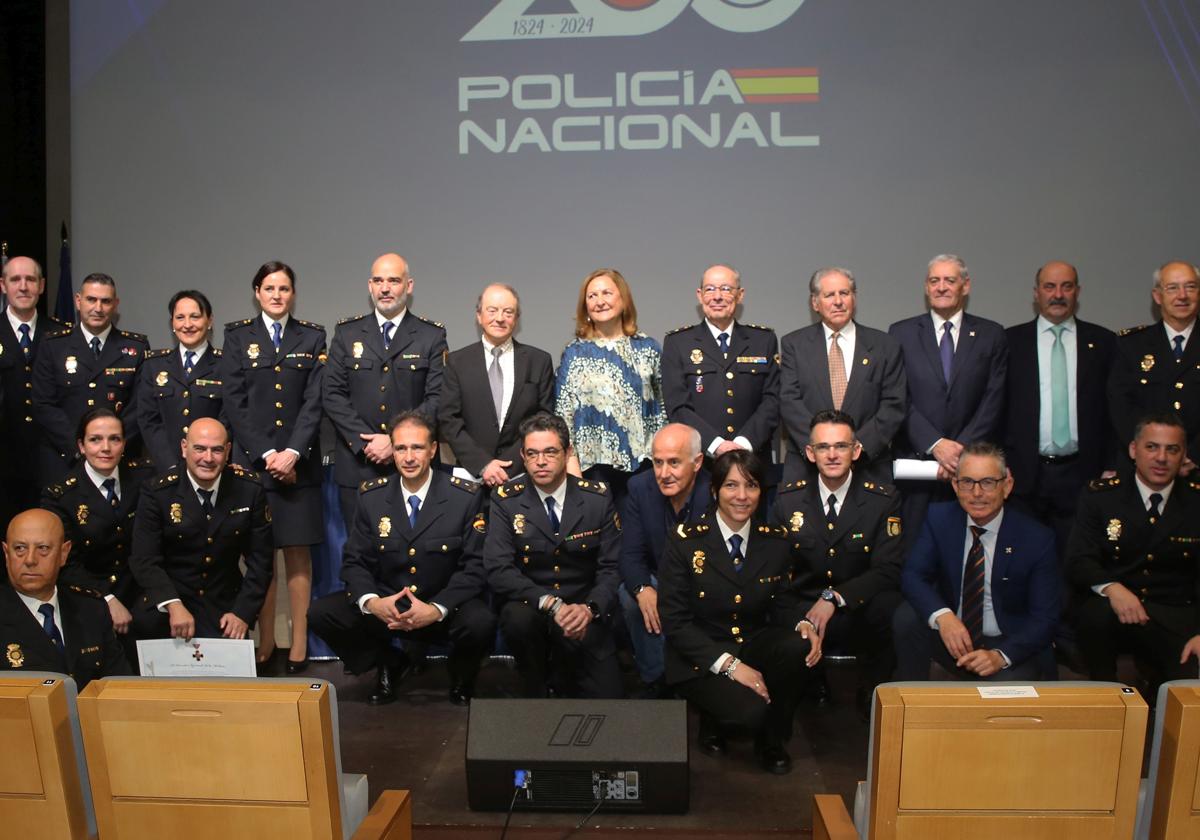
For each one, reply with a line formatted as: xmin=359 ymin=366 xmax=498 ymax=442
xmin=820 ymin=587 xmax=839 ymax=606
xmin=586 ymin=602 xmax=601 ymax=619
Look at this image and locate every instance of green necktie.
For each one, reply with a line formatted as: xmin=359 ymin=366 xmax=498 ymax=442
xmin=1050 ymin=324 xmax=1070 ymax=450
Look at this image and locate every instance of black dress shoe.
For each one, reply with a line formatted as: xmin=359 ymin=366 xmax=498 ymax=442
xmin=698 ymin=719 xmax=727 ymax=757
xmin=285 ymin=658 xmax=308 ymax=675
xmin=369 ymin=664 xmax=401 ymax=705
xmin=759 ymin=744 xmax=792 ymax=775
xmin=448 ymin=681 xmax=473 ymax=706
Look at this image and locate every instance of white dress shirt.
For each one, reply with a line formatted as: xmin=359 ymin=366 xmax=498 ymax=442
xmin=1164 ymin=320 xmax=1195 ymax=354
xmin=6 ymin=307 xmax=36 ymax=337
xmin=930 ymin=309 xmax=964 ymax=352
xmin=179 ymin=342 xmax=209 ymax=366
xmin=79 ymin=323 xmax=113 ymax=353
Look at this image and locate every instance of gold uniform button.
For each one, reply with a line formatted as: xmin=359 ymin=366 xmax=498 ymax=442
xmin=726 ymin=407 xmax=734 ymax=415
xmin=1147 ymin=554 xmax=1154 ymax=561
xmin=275 ymin=402 xmax=283 ymax=409
xmin=828 ymin=548 xmax=836 ymax=556
xmin=730 ymin=626 xmax=740 ymax=635
xmin=522 ymin=557 xmax=529 ymax=564
xmin=24 ymin=416 xmax=32 ymax=422
xmin=1175 ymin=401 xmax=1183 ymax=410
xmin=731 ymin=613 xmax=738 ymax=620
xmin=182 ymin=425 xmax=189 ymax=434
xmin=382 ymin=365 xmax=389 ymax=372
xmin=24 ymin=398 xmax=31 ymax=405
xmin=88 ymin=382 xmax=97 ymax=389
xmin=699 ymin=591 xmax=705 ymax=598
xmin=409 ymin=566 xmax=417 ymax=574
xmin=726 ymin=372 xmax=734 ymax=380
xmin=87 ymin=399 xmax=95 ymax=406
xmin=735 ymin=636 xmax=744 ymax=644
xmin=408 ymin=548 xmax=416 ymax=556
xmin=1176 ymin=381 xmax=1184 ymax=389
xmin=379 ymin=404 xmax=387 ymax=411
xmin=726 ymin=389 xmax=734 ymax=397
xmin=109 ymin=575 xmax=117 ymax=583
xmin=409 ymin=585 xmax=417 ymax=594
xmin=198 ymin=589 xmax=205 ymax=596
xmin=734 ymin=594 xmax=742 ymax=603
xmin=441 ymin=544 xmax=448 ymax=551
xmin=727 ymin=425 xmax=735 ymax=433
xmin=275 ymin=383 xmax=282 ymax=391
xmin=206 ymin=537 xmax=214 ymax=544
xmin=275 ymin=420 xmax=284 ymax=426
xmin=274 ymin=365 xmax=282 ymax=372
xmin=201 ymin=572 xmax=207 ymax=579
xmin=554 ymin=565 xmax=560 ymax=572
xmin=182 ymin=390 xmax=190 ymax=398
xmin=380 ymin=385 xmax=386 ymax=392
xmin=553 ymin=583 xmax=561 ymax=590
xmin=182 ymin=408 xmax=190 ymax=417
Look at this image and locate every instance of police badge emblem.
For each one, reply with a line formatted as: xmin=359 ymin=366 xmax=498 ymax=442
xmin=77 ymin=504 xmax=89 ymax=525
xmin=156 ymin=370 xmax=169 ymax=386
xmin=352 ymin=341 xmax=364 ymax=359
xmin=692 ymin=551 xmax=705 ymax=574
xmin=65 ymin=356 xmax=77 ymax=374
xmin=247 ymin=343 xmax=260 ymax=360
xmin=690 ymin=348 xmax=704 ymax=364
xmin=886 ymin=516 xmax=902 ymax=537
xmin=1141 ymin=355 xmax=1155 ymax=372
xmin=6 ymin=644 xmax=23 ymax=668
xmin=170 ymin=503 xmax=183 ymax=524
xmin=513 ymin=513 xmax=526 ymax=535
xmin=789 ymin=511 xmax=804 ymax=532
xmin=378 ymin=516 xmax=392 ymax=537
xmin=1106 ymin=519 xmax=1122 ymax=541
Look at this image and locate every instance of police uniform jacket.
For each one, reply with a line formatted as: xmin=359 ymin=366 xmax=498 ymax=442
xmin=1108 ymin=321 xmax=1200 ymax=456
xmin=323 ymin=311 xmax=447 ymax=488
xmin=0 ymin=313 xmax=67 ymax=485
xmin=661 ymin=321 xmax=780 ymax=455
xmin=658 ymin=520 xmax=802 ymax=685
xmin=136 ymin=346 xmax=225 ymax=469
xmin=342 ymin=471 xmax=488 ymax=612
xmin=483 ymin=476 xmax=620 ymax=614
xmin=770 ymin=477 xmax=903 ymax=608
xmin=129 ymin=464 xmax=274 ymax=629
xmin=41 ymin=459 xmax=156 ymax=603
xmin=221 ymin=317 xmax=326 ymax=488
xmin=1068 ymin=475 xmax=1200 ymax=634
xmin=31 ymin=324 xmax=149 ymax=476
xmin=0 ymin=585 xmax=131 ymax=688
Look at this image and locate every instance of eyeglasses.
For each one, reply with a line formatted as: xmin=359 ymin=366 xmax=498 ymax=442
xmin=1159 ymin=282 xmax=1200 ymax=296
xmin=523 ymin=447 xmax=563 ymax=461
xmin=953 ymin=476 xmax=1004 ymax=492
xmin=810 ymin=442 xmax=855 ymax=454
xmin=700 ymin=285 xmax=740 ymax=298
xmin=369 ymin=276 xmax=409 ymax=287
xmin=482 ymin=306 xmax=517 ymax=318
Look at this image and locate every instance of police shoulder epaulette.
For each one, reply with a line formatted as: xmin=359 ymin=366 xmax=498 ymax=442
xmin=777 ymin=480 xmax=807 ymax=494
xmin=665 ymin=324 xmax=693 ymax=336
xmin=756 ymin=524 xmax=788 ymax=538
xmin=144 ymin=348 xmax=172 ymax=359
xmin=495 ymin=480 xmax=525 ymax=499
xmin=360 ymin=475 xmax=390 ymax=493
xmin=449 ymin=476 xmax=481 ymax=494
xmin=1117 ymin=324 xmax=1151 ymax=337
xmin=742 ymin=322 xmax=774 ymax=332
xmin=68 ymin=584 xmax=104 ymax=600
xmin=47 ymin=315 xmax=68 ymax=327
xmin=338 ymin=313 xmax=369 ymax=325
xmin=861 ymin=480 xmax=893 ymax=496
xmin=677 ymin=522 xmax=710 ymax=539
xmin=124 ymin=457 xmax=153 ymax=471
xmin=1088 ymin=476 xmax=1122 ymax=491
xmin=227 ymin=464 xmax=261 ymax=483
xmin=1188 ymin=476 xmax=1200 ymax=492
xmin=575 ymin=477 xmax=610 ymax=495
xmin=64 ymin=476 xmax=78 ymax=487
xmin=119 ymin=329 xmax=148 ymax=343
xmin=211 ymin=348 xmax=222 ymax=357
xmin=294 ymin=318 xmax=325 ymax=332
xmin=225 ymin=318 xmax=255 ymax=331
xmin=155 ymin=471 xmax=181 ymax=488
xmin=414 ymin=313 xmax=445 ymax=330
xmin=44 ymin=326 xmax=73 ymax=340
xmin=45 ymin=483 xmax=65 ymax=499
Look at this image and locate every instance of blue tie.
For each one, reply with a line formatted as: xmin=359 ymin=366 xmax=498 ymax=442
xmin=939 ymin=322 xmax=954 ymax=382
xmin=183 ymin=350 xmax=196 ymax=381
xmin=545 ymin=496 xmax=559 ymax=533
xmin=717 ymin=332 xmax=729 ymax=355
xmin=729 ymin=533 xmax=744 ymax=572
xmin=18 ymin=322 xmax=31 ymax=356
xmin=408 ymin=495 xmax=420 ymax=529
xmin=39 ymin=604 xmax=64 ymax=651
xmin=90 ymin=336 xmax=102 ymax=358
xmin=271 ymin=321 xmax=282 ymax=351
xmin=102 ymin=477 xmax=118 ymax=506
xmin=1174 ymin=335 xmax=1185 ymax=361
xmin=382 ymin=321 xmax=394 ymax=350
xmin=198 ymin=488 xmax=214 ymax=515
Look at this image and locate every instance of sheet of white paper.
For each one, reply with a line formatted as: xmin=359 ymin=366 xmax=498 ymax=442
xmin=136 ymin=637 xmax=257 ymax=677
xmin=892 ymin=459 xmax=941 ymax=481
xmin=976 ymin=685 xmax=1039 ymax=699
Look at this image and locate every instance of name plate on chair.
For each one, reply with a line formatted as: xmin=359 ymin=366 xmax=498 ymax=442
xmin=976 ymin=685 xmax=1039 ymax=699
xmin=136 ymin=638 xmax=256 ymax=677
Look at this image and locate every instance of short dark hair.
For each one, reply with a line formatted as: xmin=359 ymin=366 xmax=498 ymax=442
xmin=810 ymin=408 xmax=857 ymax=433
xmin=79 ymin=272 xmax=115 ymax=292
xmin=168 ymin=289 xmax=213 ymax=319
xmin=956 ymin=441 xmax=1007 ymax=476
xmin=1133 ymin=412 xmax=1187 ymax=442
xmin=519 ymin=411 xmax=570 ymax=451
xmin=252 ymin=261 xmax=296 ymax=291
xmin=388 ymin=410 xmax=436 ymax=440
xmin=710 ymin=449 xmax=767 ymax=495
xmin=75 ymin=406 xmax=123 ymax=443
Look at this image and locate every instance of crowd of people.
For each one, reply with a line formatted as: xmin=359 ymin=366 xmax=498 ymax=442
xmin=3 ymin=251 xmax=1200 ymax=775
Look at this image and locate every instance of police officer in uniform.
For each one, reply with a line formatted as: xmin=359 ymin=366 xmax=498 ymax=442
xmin=661 ymin=264 xmax=780 ymax=460
xmin=770 ymin=410 xmax=903 ymax=716
xmin=324 ymin=252 xmax=447 ymax=532
xmin=0 ymin=256 xmax=67 ymax=523
xmin=137 ymin=290 xmax=224 ymax=469
xmin=129 ymin=418 xmax=274 ymax=641
xmin=308 ymin=411 xmax=495 ymax=705
xmin=1 ymin=508 xmax=131 ymax=688
xmin=483 ymin=411 xmax=623 ymax=698
xmin=32 ymin=272 xmax=148 ymax=484
xmin=1108 ymin=261 xmax=1200 ymax=466
xmin=1068 ymin=412 xmax=1200 ymax=684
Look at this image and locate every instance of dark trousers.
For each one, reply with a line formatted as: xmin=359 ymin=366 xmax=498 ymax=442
xmin=1013 ymin=458 xmax=1085 ymax=560
xmin=130 ymin=595 xmax=233 ymax=641
xmin=338 ymin=485 xmax=359 ymax=537
xmin=1073 ymin=595 xmax=1199 ymax=683
xmin=892 ymin=601 xmax=1050 ymax=681
xmin=499 ymin=601 xmax=622 ymax=699
xmin=820 ymin=589 xmax=904 ymax=689
xmin=308 ymin=592 xmax=495 ymax=685
xmin=674 ymin=628 xmax=812 ymax=748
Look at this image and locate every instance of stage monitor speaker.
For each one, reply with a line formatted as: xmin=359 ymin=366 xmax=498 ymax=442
xmin=466 ymin=698 xmax=688 ymax=814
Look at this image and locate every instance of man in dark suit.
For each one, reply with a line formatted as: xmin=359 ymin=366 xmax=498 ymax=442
xmin=1 ymin=508 xmax=130 ymax=688
xmin=483 ymin=411 xmax=623 ymax=698
xmin=1068 ymin=413 xmax=1200 ymax=683
xmin=618 ymin=422 xmax=711 ymax=696
xmin=31 ymin=272 xmax=148 ymax=485
xmin=771 ymin=410 xmax=903 ymax=710
xmin=1108 ymin=261 xmax=1200 ymax=470
xmin=780 ymin=267 xmax=906 ymax=483
xmin=0 ymin=256 xmax=67 ymax=525
xmin=1005 ymin=260 xmax=1118 ymax=551
xmin=895 ymin=442 xmax=1060 ymax=680
xmin=324 ymin=252 xmax=448 ymax=532
xmin=888 ymin=254 xmax=1008 ymax=538
xmin=128 ymin=418 xmax=274 ymax=642
xmin=308 ymin=411 xmax=495 ymax=705
xmin=661 ymin=264 xmax=780 ymax=459
xmin=438 ymin=283 xmax=555 ymax=487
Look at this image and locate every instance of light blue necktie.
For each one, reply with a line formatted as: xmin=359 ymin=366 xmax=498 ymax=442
xmin=1049 ymin=324 xmax=1070 ymax=450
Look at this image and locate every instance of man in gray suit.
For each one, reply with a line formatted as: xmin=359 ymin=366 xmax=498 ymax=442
xmin=780 ymin=267 xmax=907 ymax=483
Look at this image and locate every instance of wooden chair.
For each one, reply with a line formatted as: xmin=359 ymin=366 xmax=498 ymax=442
xmin=1137 ymin=679 xmax=1200 ymax=839
xmin=813 ymin=681 xmax=1148 ymax=840
xmin=77 ymin=677 xmax=410 ymax=840
xmin=0 ymin=673 xmax=94 ymax=840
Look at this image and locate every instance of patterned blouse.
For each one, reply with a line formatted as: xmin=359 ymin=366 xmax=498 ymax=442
xmin=555 ymin=333 xmax=667 ymax=473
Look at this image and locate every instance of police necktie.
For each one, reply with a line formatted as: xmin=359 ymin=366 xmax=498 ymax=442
xmin=382 ymin=321 xmax=394 ymax=350
xmin=828 ymin=331 xmax=848 ymax=410
xmin=939 ymin=322 xmax=954 ymax=382
xmin=729 ymin=533 xmax=744 ymax=573
xmin=271 ymin=321 xmax=282 ymax=351
xmin=717 ymin=331 xmax=729 ymax=356
xmin=408 ymin=495 xmax=421 ymax=529
xmin=826 ymin=493 xmax=838 ymax=528
xmin=90 ymin=336 xmax=102 ymax=359
xmin=961 ymin=525 xmax=986 ymax=646
xmin=1049 ymin=324 xmax=1071 ymax=450
xmin=102 ymin=477 xmax=118 ymax=506
xmin=1174 ymin=335 xmax=1185 ymax=361
xmin=545 ymin=496 xmax=559 ymax=533
xmin=488 ymin=345 xmax=504 ymax=424
xmin=183 ymin=349 xmax=196 ymax=382
xmin=18 ymin=322 xmax=31 ymax=357
xmin=1149 ymin=492 xmax=1163 ymax=524
xmin=198 ymin=488 xmax=214 ymax=517
xmin=39 ymin=603 xmax=64 ymax=651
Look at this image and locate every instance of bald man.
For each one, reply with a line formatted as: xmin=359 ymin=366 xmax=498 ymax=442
xmin=1109 ymin=261 xmax=1200 ymax=470
xmin=129 ymin=418 xmax=274 ymax=641
xmin=324 ymin=252 xmax=449 ymax=530
xmin=1 ymin=508 xmax=130 ymax=686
